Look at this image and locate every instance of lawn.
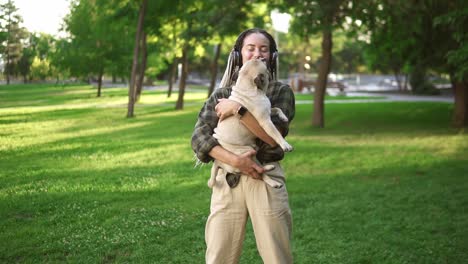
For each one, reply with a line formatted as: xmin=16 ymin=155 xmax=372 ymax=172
xmin=1 ymin=83 xmax=467 ymax=263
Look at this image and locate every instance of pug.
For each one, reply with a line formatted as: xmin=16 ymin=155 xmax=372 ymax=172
xmin=208 ymin=59 xmax=293 ymax=188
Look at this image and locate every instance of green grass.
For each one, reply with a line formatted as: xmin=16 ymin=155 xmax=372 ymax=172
xmin=1 ymin=84 xmax=467 ymax=263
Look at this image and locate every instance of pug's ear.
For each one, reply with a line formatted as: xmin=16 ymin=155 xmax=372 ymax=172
xmin=254 ymin=73 xmax=267 ymax=90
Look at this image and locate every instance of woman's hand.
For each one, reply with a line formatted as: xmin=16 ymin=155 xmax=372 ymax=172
xmin=215 ymin=98 xmax=241 ymax=121
xmin=209 ymin=146 xmax=265 ymax=180
xmin=234 ymin=149 xmax=265 ymax=180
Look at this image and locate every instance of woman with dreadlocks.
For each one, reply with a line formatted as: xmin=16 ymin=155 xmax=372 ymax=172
xmin=191 ymin=28 xmax=295 ymax=264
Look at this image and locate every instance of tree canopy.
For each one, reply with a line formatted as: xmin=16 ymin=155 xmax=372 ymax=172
xmin=1 ymin=0 xmax=466 ymax=126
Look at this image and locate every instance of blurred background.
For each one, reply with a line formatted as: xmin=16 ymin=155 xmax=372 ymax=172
xmin=1 ymin=0 xmax=466 ymax=125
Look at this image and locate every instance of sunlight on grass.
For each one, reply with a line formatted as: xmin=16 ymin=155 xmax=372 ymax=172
xmin=139 ymin=90 xmax=207 ymax=105
xmin=291 ymin=132 xmax=466 ymax=153
xmin=0 ymin=115 xmax=152 ymax=151
xmin=76 ymin=141 xmax=190 ymax=169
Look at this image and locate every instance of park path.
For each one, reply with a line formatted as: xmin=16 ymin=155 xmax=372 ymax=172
xmin=67 ymin=83 xmax=455 ymax=109
xmin=296 ymin=92 xmax=453 ymax=105
xmin=141 ymin=84 xmax=454 ymax=104
xmin=99 ymin=81 xmax=454 ymax=104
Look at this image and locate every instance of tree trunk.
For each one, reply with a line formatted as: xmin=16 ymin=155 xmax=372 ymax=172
xmin=97 ymin=69 xmax=103 ymax=97
xmin=176 ymin=46 xmax=188 ymax=110
xmin=5 ymin=47 xmax=11 ymax=85
xmin=5 ymin=66 xmax=10 ymax=85
xmin=167 ymin=59 xmax=177 ymax=98
xmin=452 ymin=79 xmax=468 ymax=128
xmin=208 ymin=43 xmax=222 ymax=97
xmin=136 ymin=31 xmax=147 ymax=102
xmin=312 ymin=29 xmax=332 ymax=128
xmin=393 ymin=68 xmax=403 ymax=91
xmin=127 ymin=0 xmax=147 ymax=118
xmin=168 ymin=20 xmax=178 ymax=98
xmin=403 ymin=73 xmax=409 ymax=91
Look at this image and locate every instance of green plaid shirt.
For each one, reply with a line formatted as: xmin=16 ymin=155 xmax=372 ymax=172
xmin=191 ymin=81 xmax=295 ymax=163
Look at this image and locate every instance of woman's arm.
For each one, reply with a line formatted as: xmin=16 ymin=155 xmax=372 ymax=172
xmin=191 ymin=89 xmax=266 ymax=179
xmin=191 ymin=92 xmax=224 ymax=163
xmin=208 ymin=146 xmax=265 ymax=179
xmin=239 ymin=112 xmax=277 ymax=147
xmin=216 ymin=98 xmax=277 ymax=146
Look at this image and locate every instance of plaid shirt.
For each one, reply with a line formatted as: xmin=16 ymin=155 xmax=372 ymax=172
xmin=191 ymin=81 xmax=295 ymax=163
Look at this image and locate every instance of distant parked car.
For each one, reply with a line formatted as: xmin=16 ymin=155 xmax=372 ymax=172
xmin=290 ymin=77 xmax=346 ymax=93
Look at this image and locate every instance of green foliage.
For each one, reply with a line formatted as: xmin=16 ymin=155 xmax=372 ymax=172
xmin=362 ymin=6 xmax=413 ymax=75
xmin=29 ymin=33 xmax=55 ymax=60
xmin=60 ymin=0 xmax=135 ymax=79
xmin=0 ymin=0 xmax=28 ymax=80
xmin=446 ymin=46 xmax=468 ymax=81
xmin=1 ymin=0 xmax=464 ymax=88
xmin=281 ymin=28 xmax=368 ymax=76
xmin=144 ymin=52 xmax=169 ymax=79
xmin=14 ymin=33 xmax=57 ymax=82
xmin=29 ymin=57 xmax=52 ymax=80
xmin=331 ymin=31 xmax=366 ymax=73
xmin=434 ymin=3 xmax=468 ymax=81
xmin=363 ymin=0 xmax=467 ymax=85
xmin=17 ymin=46 xmax=33 ymax=80
xmin=409 ymin=64 xmax=440 ymax=95
xmin=1 ymin=84 xmax=467 ymax=263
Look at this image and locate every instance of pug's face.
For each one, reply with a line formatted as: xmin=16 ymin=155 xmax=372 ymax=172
xmin=239 ymin=59 xmax=270 ymax=91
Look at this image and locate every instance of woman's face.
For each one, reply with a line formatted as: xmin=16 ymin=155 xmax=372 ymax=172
xmin=241 ymin=33 xmax=270 ymax=65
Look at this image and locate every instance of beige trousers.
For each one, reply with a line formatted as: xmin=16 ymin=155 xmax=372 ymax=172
xmin=205 ymin=162 xmax=293 ymax=264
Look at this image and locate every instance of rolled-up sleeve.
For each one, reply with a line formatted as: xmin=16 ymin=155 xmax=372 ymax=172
xmin=191 ymin=89 xmax=229 ymax=163
xmin=269 ymin=82 xmax=295 ymax=137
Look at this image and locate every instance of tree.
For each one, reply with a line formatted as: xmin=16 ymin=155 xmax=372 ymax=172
xmin=0 ymin=0 xmax=27 ymax=84
xmin=49 ymin=38 xmax=75 ymax=82
xmin=135 ymin=31 xmax=147 ymax=102
xmin=17 ymin=44 xmax=33 ymax=82
xmin=282 ymin=0 xmax=355 ymax=127
xmin=127 ymin=0 xmax=147 ymax=118
xmin=207 ymin=43 xmax=222 ymax=96
xmin=16 ymin=33 xmax=56 ymax=82
xmin=434 ymin=0 xmax=468 ymax=127
xmin=169 ymin=0 xmax=263 ymax=108
xmin=173 ymin=3 xmax=203 ymax=110
xmin=362 ymin=2 xmax=414 ymax=91
xmin=174 ymin=8 xmax=198 ymax=111
xmin=29 ymin=57 xmax=51 ymax=80
xmin=63 ymin=0 xmax=135 ymax=96
xmin=364 ymin=0 xmax=467 ymax=127
xmin=63 ymin=0 xmax=104 ymax=92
